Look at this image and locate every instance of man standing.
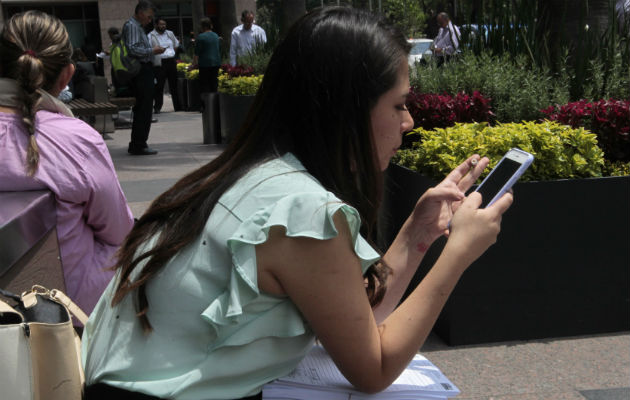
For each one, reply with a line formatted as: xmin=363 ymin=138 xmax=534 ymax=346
xmin=149 ymin=18 xmax=182 ymax=113
xmin=122 ymin=0 xmax=164 ymax=155
xmin=431 ymin=12 xmax=461 ymax=67
xmin=229 ymin=10 xmax=266 ymax=66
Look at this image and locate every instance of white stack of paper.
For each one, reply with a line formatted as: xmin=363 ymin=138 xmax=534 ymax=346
xmin=263 ymin=345 xmax=460 ymax=400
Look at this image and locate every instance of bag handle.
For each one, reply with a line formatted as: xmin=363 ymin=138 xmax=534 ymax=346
xmin=50 ymin=289 xmax=89 ymax=326
xmin=20 ymin=285 xmax=89 ymax=326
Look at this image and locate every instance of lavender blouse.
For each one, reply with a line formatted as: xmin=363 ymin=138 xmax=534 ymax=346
xmin=0 ymin=110 xmax=133 ymax=314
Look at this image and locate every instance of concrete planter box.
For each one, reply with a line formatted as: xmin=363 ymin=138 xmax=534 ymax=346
xmin=176 ymin=78 xmax=188 ymax=111
xmin=186 ymin=79 xmax=201 ymax=111
xmin=379 ymin=163 xmax=630 ymax=345
xmin=218 ymin=93 xmax=255 ymax=144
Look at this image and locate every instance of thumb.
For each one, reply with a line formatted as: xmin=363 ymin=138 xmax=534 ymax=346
xmin=461 ymin=191 xmax=483 ymax=210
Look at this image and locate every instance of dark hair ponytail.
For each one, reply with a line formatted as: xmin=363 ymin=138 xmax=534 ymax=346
xmin=0 ymin=10 xmax=73 ymax=175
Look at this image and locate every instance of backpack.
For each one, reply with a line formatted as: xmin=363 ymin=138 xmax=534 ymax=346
xmin=110 ymin=39 xmax=140 ymax=87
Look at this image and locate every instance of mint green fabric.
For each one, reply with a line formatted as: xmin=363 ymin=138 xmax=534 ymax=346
xmin=82 ymin=153 xmax=381 ymax=399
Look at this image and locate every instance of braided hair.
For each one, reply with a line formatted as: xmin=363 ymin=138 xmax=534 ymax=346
xmin=0 ymin=10 xmax=73 ymax=176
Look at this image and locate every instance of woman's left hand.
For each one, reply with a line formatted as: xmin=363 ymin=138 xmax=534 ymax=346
xmin=408 ymin=154 xmax=489 ymax=247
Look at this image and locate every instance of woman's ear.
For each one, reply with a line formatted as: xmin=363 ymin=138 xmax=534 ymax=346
xmin=53 ymin=63 xmax=75 ymax=96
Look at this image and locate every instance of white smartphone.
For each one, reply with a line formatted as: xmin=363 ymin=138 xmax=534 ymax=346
xmin=475 ymin=148 xmax=534 ymax=208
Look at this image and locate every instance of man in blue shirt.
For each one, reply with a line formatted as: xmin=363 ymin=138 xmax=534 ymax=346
xmin=122 ymin=0 xmax=165 ymax=155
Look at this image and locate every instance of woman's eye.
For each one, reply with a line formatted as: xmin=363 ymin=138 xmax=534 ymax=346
xmin=396 ymin=104 xmax=408 ymax=111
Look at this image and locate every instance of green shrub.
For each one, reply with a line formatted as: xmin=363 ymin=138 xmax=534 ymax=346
xmin=394 ymin=121 xmax=607 ymax=182
xmin=410 ymin=51 xmax=570 ymax=123
xmin=218 ymin=73 xmax=263 ymax=96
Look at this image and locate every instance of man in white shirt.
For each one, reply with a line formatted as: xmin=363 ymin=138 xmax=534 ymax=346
xmin=229 ymin=10 xmax=267 ymax=66
xmin=149 ymin=18 xmax=182 ymax=112
xmin=431 ymin=12 xmax=460 ymax=66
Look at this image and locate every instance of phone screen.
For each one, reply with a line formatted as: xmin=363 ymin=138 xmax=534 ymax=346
xmin=476 ymin=158 xmax=521 ymax=208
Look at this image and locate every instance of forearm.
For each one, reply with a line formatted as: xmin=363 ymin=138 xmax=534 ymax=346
xmin=129 ymin=42 xmax=152 ymax=58
xmin=372 ymin=216 xmax=435 ymax=322
xmin=375 ymin=240 xmax=470 ymax=381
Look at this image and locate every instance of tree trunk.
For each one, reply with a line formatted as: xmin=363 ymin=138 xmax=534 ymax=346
xmin=191 ymin=0 xmax=205 ymax=37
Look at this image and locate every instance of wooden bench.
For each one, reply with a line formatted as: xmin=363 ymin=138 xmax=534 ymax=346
xmin=108 ymin=96 xmax=136 ymax=110
xmin=108 ymin=97 xmax=136 ymax=129
xmin=68 ymin=98 xmax=118 ymax=117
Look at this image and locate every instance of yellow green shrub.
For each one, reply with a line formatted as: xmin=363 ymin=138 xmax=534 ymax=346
xmin=394 ymin=121 xmax=606 ymax=181
xmin=176 ymin=62 xmax=190 ymax=72
xmin=184 ymin=69 xmax=199 ymax=80
xmin=218 ymin=73 xmax=263 ymax=96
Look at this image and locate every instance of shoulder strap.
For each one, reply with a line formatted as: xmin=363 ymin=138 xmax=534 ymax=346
xmin=168 ymin=30 xmax=178 ymax=48
xmin=50 ymin=289 xmax=89 ymax=325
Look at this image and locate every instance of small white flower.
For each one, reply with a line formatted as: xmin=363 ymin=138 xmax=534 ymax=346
xmin=585 ymin=24 xmax=590 ymax=31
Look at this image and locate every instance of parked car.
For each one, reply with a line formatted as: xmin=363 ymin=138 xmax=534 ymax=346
xmin=407 ymin=38 xmax=433 ymax=66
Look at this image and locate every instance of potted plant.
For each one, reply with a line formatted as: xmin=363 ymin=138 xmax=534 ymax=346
xmin=175 ymin=62 xmax=190 ymax=110
xmin=217 ymin=65 xmax=263 ymax=143
xmin=184 ymin=67 xmax=200 ymax=111
xmin=380 ymin=121 xmax=629 ymax=345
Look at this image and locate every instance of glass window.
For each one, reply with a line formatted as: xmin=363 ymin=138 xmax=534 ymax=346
xmin=56 ymin=5 xmax=83 ymax=20
xmin=29 ymin=5 xmax=54 ymax=14
xmin=157 ymin=3 xmax=178 ymax=17
xmin=182 ymin=17 xmax=194 ymax=38
xmin=180 ymin=3 xmax=192 ymax=15
xmin=5 ymin=6 xmax=24 ymax=17
xmin=63 ymin=21 xmax=86 ymax=49
xmin=84 ymin=4 xmax=99 ymax=19
xmin=163 ymin=18 xmax=181 ymax=36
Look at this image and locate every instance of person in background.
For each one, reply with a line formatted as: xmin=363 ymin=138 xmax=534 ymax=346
xmin=69 ymin=48 xmax=95 ymax=100
xmin=149 ymin=18 xmax=182 ymax=113
xmin=431 ymin=12 xmax=460 ymax=66
xmin=192 ymin=17 xmax=221 ymax=103
xmin=122 ymin=0 xmax=164 ymax=155
xmin=58 ymin=85 xmax=73 ymax=103
xmin=106 ymin=27 xmax=128 ymax=96
xmin=82 ymin=7 xmax=512 ymax=400
xmin=229 ymin=9 xmax=266 ymax=66
xmin=0 ymin=10 xmax=134 ymax=318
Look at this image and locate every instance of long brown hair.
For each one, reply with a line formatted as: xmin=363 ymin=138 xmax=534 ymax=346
xmin=0 ymin=10 xmax=73 ymax=176
xmin=112 ymin=7 xmax=411 ymax=331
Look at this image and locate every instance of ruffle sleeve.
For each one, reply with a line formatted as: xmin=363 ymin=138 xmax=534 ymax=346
xmin=200 ymin=191 xmax=381 ymax=348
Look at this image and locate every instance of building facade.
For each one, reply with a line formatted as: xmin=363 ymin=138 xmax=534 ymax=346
xmin=1 ymin=0 xmax=255 ymax=65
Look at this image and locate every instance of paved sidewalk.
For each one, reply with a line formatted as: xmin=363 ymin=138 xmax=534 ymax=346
xmin=104 ymin=96 xmax=630 ymax=400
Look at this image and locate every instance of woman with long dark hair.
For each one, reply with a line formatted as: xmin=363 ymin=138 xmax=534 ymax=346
xmin=83 ymin=7 xmax=512 ymax=400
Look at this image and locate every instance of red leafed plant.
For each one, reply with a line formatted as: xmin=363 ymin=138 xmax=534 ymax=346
xmin=220 ymin=63 xmax=255 ymax=78
xmin=541 ymin=99 xmax=630 ymax=162
xmin=406 ymin=89 xmax=494 ymax=131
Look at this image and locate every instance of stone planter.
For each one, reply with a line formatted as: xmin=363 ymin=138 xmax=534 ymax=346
xmin=176 ymin=77 xmax=188 ymax=111
xmin=186 ymin=79 xmax=201 ymax=111
xmin=379 ymin=163 xmax=630 ymax=345
xmin=218 ymin=93 xmax=255 ymax=144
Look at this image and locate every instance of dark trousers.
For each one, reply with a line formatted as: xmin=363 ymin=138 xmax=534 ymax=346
xmin=436 ymin=54 xmax=453 ymax=67
xmin=130 ymin=62 xmax=154 ymax=150
xmin=199 ymin=66 xmax=219 ymax=94
xmin=85 ymin=383 xmax=262 ymax=400
xmin=153 ymin=57 xmax=181 ymax=112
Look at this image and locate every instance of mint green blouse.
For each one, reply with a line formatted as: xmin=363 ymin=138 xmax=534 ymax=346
xmin=82 ymin=153 xmax=381 ymax=399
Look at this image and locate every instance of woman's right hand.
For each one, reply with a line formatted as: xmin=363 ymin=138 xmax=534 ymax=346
xmin=446 ymin=191 xmax=513 ymax=267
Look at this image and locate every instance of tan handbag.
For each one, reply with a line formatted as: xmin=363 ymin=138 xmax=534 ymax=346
xmin=0 ymin=285 xmax=88 ymax=400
